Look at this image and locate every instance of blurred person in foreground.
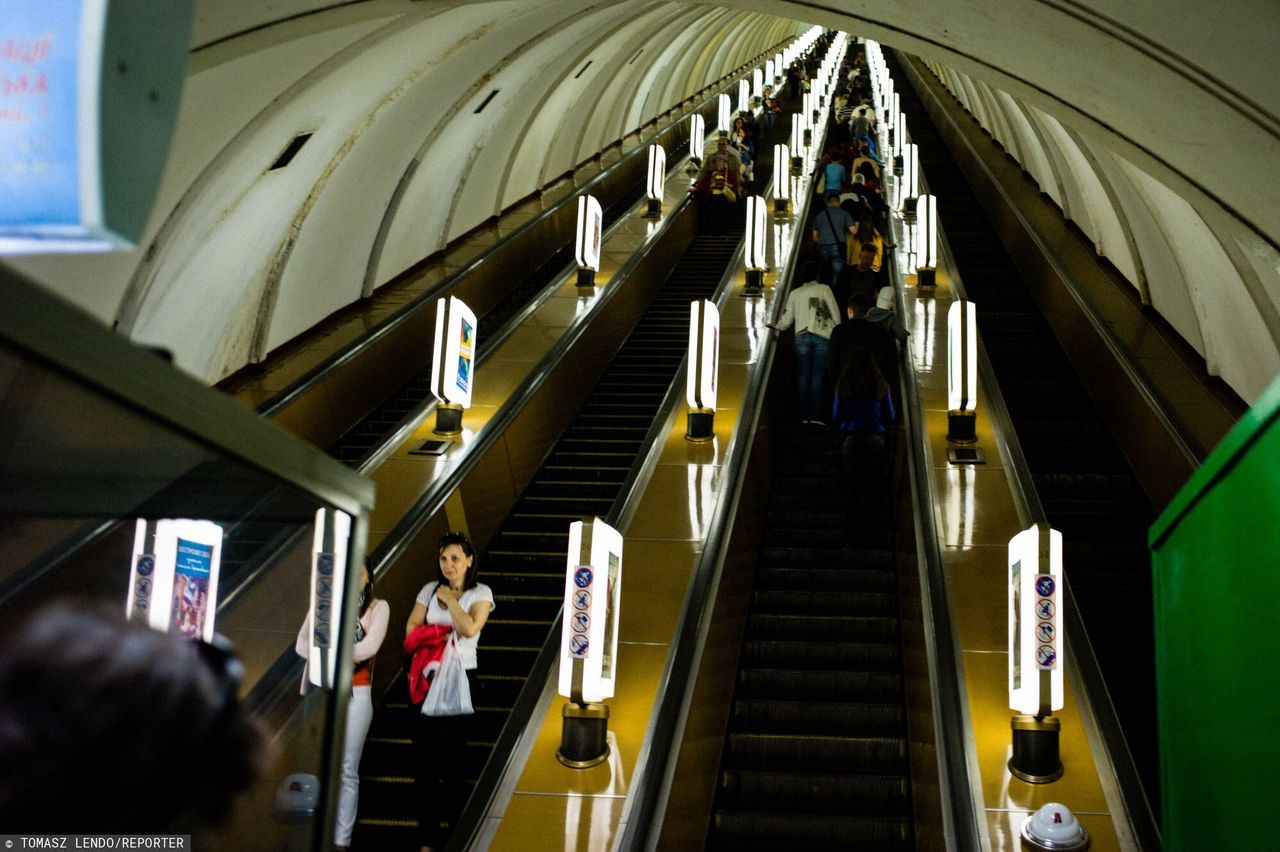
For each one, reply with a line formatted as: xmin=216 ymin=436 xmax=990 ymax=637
xmin=0 ymin=602 xmax=269 ymax=839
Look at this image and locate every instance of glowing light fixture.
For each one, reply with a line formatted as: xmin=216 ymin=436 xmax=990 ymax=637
xmin=738 ymin=78 xmax=750 ymax=114
xmin=946 ymin=300 xmax=978 ymax=443
xmin=557 ymin=517 xmax=624 ymax=768
xmin=1007 ymin=522 xmax=1066 ymax=783
xmin=753 ymin=68 xmax=764 ymax=99
xmin=128 ymin=518 xmax=224 ymax=642
xmin=645 ymin=144 xmax=665 ymax=218
xmin=430 ymin=295 xmax=478 ymax=434
xmin=718 ymin=93 xmax=732 ymax=132
xmin=689 ymin=114 xmax=705 ymax=169
xmin=575 ymin=194 xmax=603 ymax=288
xmin=744 ymin=196 xmax=767 ymax=294
xmin=916 ymin=194 xmax=938 ymax=287
xmin=901 ymin=143 xmax=920 ymax=213
xmin=772 ymin=144 xmax=790 ymax=213
xmin=686 ymin=299 xmax=720 ymax=441
xmin=791 ymin=114 xmax=807 ymax=173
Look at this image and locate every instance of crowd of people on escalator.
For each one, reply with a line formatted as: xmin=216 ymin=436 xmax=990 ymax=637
xmin=770 ymin=45 xmax=908 ymax=545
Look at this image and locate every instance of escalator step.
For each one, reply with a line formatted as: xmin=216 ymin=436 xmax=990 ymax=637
xmin=731 ymin=699 xmax=904 ymax=737
xmin=724 ymin=733 xmax=907 ymax=773
xmin=740 ymin=638 xmax=900 ymax=671
xmin=738 ymin=668 xmax=902 ymax=703
xmin=719 ymin=769 xmax=910 ymax=815
xmin=711 ymin=811 xmax=911 ymax=850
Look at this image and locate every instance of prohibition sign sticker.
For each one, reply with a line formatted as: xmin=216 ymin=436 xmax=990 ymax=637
xmin=571 ymin=611 xmax=590 ymax=633
xmin=1035 ymin=575 xmax=1056 ymax=597
xmin=574 ymin=566 xmax=593 ymax=588
xmin=573 ymin=589 xmax=592 ymax=610
xmin=1036 ymin=644 xmax=1057 ymax=668
xmin=1036 ymin=622 xmax=1055 ymax=643
xmin=1036 ymin=599 xmax=1056 ymax=619
xmin=569 ymin=635 xmax=589 ymax=657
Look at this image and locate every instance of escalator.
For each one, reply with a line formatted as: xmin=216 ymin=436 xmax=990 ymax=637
xmin=706 ymin=424 xmax=914 ymax=850
xmin=886 ymin=52 xmax=1161 ymax=815
xmin=327 ymin=176 xmax=658 ymax=467
xmin=353 ymin=230 xmax=754 ymax=850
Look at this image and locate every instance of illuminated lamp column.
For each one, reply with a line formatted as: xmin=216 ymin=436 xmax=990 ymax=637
xmin=557 ymin=517 xmax=623 ymax=768
xmin=791 ymin=114 xmax=807 ymax=174
xmin=429 ymin=295 xmax=478 ymax=435
xmin=718 ymin=93 xmax=732 ymax=133
xmin=893 ymin=110 xmax=907 ymax=174
xmin=772 ymin=145 xmax=790 ymax=214
xmin=946 ymin=300 xmax=978 ymax=443
xmin=645 ymin=144 xmax=665 ymax=218
xmin=738 ymin=78 xmax=750 ymax=114
xmin=773 ymin=52 xmax=784 ymax=85
xmin=1008 ymin=523 xmax=1066 ymax=784
xmin=574 ymin=194 xmax=603 ymax=288
xmin=915 ymin=194 xmax=938 ymax=288
xmin=764 ymin=60 xmax=774 ymax=89
xmin=685 ymin=299 xmax=720 ymax=441
xmin=127 ymin=518 xmax=224 ymax=641
xmin=686 ymin=113 xmax=706 ymax=182
xmin=753 ymin=68 xmax=764 ymax=101
xmin=900 ymin=143 xmax=920 ymax=215
xmin=743 ymin=196 xmax=767 ymax=295
xmin=303 ymin=509 xmax=353 ymax=689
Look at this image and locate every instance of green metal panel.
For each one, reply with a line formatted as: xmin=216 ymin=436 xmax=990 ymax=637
xmin=1149 ymin=374 xmax=1280 ymax=850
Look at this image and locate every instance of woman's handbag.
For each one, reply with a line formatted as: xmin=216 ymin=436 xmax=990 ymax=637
xmin=421 ymin=633 xmax=473 ymax=717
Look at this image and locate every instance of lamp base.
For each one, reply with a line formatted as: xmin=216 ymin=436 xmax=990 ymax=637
xmin=947 ymin=409 xmax=977 ymax=444
xmin=773 ymin=197 xmax=788 ymax=216
xmin=790 ymin=156 xmax=804 ymax=177
xmin=557 ymin=702 xmax=610 ymax=769
xmin=686 ymin=408 xmax=715 ymax=442
xmin=577 ymin=267 xmax=596 ymax=288
xmin=917 ymin=267 xmax=937 ymax=288
xmin=893 ymin=155 xmax=903 ymax=176
xmin=434 ymin=403 xmax=463 ymax=436
xmin=901 ymin=196 xmax=918 ymax=217
xmin=1009 ymin=715 xmax=1064 ymax=784
xmin=645 ymin=198 xmax=662 ymax=218
xmin=802 ymin=129 xmax=812 ymax=148
xmin=743 ymin=268 xmax=765 ymax=297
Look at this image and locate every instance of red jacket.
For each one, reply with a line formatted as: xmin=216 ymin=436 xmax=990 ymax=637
xmin=403 ymin=624 xmax=452 ymax=704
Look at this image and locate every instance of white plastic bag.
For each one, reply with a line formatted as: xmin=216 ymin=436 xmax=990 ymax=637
xmin=421 ymin=633 xmax=473 ymax=717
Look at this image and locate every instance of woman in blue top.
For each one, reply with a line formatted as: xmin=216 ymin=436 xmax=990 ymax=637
xmin=833 ymin=348 xmax=896 ymax=543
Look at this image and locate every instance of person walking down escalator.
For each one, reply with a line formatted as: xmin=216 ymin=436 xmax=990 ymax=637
xmin=405 ymin=531 xmax=494 ymax=852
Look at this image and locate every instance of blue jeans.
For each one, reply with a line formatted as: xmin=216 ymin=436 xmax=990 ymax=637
xmin=817 ymin=243 xmax=844 ymax=289
xmin=793 ymin=332 xmax=829 ymax=422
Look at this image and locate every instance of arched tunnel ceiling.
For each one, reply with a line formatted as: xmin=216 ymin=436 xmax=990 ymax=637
xmin=7 ymin=0 xmax=1279 ymax=401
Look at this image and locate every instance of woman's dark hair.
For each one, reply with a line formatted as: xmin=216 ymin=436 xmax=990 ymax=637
xmin=0 ymin=603 xmax=269 ymax=834
xmin=358 ymin=556 xmax=376 ymax=618
xmin=854 ymin=213 xmax=877 ymax=243
xmin=436 ymin=531 xmax=479 ymax=591
xmin=836 ymin=347 xmax=888 ymax=401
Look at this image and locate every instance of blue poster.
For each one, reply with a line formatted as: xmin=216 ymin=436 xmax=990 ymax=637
xmin=0 ymin=2 xmax=85 ymax=230
xmin=172 ymin=537 xmax=213 ymax=639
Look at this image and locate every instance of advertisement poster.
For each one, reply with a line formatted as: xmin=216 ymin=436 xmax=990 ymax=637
xmin=455 ymin=316 xmax=474 ymax=397
xmin=172 ymin=537 xmax=213 ymax=639
xmin=601 ymin=552 xmax=620 ymax=680
xmin=1011 ymin=559 xmax=1022 ymax=691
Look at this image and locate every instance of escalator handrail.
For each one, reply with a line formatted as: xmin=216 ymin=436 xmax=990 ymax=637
xmin=256 ymin=46 xmax=788 ymax=420
xmin=883 ymin=213 xmax=985 ymax=851
xmin=895 ymin=50 xmax=1161 ymax=851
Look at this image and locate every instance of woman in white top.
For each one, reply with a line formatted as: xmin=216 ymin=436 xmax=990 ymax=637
xmin=406 ymin=531 xmax=494 ymax=852
xmin=768 ymin=260 xmax=843 ymax=424
xmin=295 ymin=559 xmax=389 ymax=852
